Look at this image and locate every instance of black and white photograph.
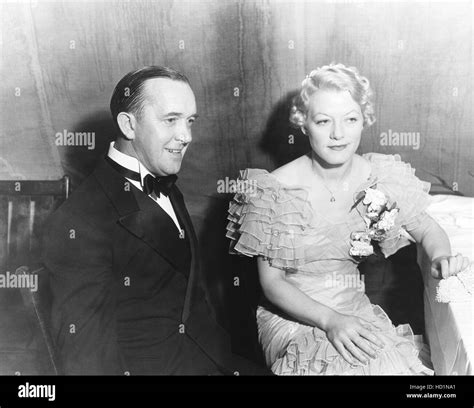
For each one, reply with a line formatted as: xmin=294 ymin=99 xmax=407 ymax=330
xmin=0 ymin=0 xmax=473 ymax=402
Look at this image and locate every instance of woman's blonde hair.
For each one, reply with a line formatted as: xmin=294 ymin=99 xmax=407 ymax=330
xmin=289 ymin=63 xmax=376 ymax=129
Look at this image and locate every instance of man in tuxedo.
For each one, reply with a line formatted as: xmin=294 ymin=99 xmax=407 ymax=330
xmin=43 ymin=66 xmax=266 ymax=375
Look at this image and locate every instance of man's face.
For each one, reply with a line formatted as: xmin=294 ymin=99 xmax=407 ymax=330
xmin=131 ymin=78 xmax=197 ymax=176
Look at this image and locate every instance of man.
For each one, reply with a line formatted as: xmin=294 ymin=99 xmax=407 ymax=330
xmin=43 ymin=66 xmax=266 ymax=375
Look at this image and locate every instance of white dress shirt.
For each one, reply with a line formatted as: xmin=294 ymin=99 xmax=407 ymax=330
xmin=107 ymin=142 xmax=183 ymax=233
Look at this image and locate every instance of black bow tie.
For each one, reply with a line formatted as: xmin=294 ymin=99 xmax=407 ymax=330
xmin=106 ymin=156 xmax=177 ymax=197
xmin=142 ymin=173 xmax=177 ymax=197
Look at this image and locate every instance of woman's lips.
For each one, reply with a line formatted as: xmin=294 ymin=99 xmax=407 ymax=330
xmin=328 ymin=144 xmax=348 ymax=151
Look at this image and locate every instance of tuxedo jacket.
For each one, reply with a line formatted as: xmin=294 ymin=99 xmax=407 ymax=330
xmin=42 ymin=157 xmax=254 ymax=375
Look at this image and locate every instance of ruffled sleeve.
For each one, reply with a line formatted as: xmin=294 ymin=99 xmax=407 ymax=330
xmin=363 ymin=153 xmax=432 ymax=257
xmin=226 ymin=169 xmax=335 ymax=270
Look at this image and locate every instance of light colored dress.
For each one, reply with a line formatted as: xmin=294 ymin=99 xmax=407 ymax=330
xmin=227 ymin=153 xmax=434 ymax=375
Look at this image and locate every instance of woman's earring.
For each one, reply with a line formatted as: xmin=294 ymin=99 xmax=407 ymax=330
xmin=301 ymin=126 xmax=307 ymax=135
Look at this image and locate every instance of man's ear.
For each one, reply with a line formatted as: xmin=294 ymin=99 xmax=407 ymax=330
xmin=117 ymin=112 xmax=137 ymax=140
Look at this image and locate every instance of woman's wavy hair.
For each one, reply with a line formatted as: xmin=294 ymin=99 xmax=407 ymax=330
xmin=289 ymin=63 xmax=376 ymax=129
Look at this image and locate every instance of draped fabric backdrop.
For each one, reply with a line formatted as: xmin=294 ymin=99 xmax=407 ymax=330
xmin=1 ymin=0 xmax=472 ymax=359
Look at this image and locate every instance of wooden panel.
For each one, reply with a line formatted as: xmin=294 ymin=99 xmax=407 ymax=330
xmin=1 ymin=1 xmax=472 ymax=190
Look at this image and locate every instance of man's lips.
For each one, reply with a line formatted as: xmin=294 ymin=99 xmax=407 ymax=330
xmin=165 ymin=148 xmax=183 ymax=154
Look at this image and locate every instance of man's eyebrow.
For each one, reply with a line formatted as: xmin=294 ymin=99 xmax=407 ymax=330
xmin=163 ymin=112 xmax=199 ymax=118
xmin=163 ymin=112 xmax=185 ymax=117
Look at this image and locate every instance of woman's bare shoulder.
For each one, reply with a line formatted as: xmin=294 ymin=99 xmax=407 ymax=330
xmin=271 ymin=154 xmax=310 ymax=186
xmin=354 ymin=154 xmax=372 ymax=176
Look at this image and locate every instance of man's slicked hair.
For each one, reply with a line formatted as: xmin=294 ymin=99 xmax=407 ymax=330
xmin=110 ymin=65 xmax=190 ymax=132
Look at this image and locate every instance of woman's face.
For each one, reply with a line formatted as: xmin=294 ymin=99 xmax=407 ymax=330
xmin=304 ymin=89 xmax=363 ymax=166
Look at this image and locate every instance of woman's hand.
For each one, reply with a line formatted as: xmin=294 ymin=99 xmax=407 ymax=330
xmin=430 ymin=254 xmax=471 ymax=279
xmin=325 ymin=312 xmax=385 ymax=366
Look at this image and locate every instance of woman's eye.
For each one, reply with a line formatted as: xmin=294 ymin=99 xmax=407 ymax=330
xmin=347 ymin=117 xmax=358 ymax=123
xmin=316 ymin=119 xmax=329 ymax=125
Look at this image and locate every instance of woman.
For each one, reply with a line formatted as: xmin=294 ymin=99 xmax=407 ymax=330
xmin=226 ymin=63 xmax=471 ymax=375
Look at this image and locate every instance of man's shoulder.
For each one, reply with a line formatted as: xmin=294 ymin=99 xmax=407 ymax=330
xmin=41 ymin=160 xmax=129 ymax=267
xmin=47 ymin=163 xmax=116 ymax=231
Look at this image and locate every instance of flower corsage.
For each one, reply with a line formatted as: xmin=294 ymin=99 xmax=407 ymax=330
xmin=349 ymin=185 xmax=399 ymax=258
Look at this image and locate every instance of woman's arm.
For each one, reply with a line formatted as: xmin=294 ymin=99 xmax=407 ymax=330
xmin=258 ymin=257 xmax=335 ymax=330
xmin=257 ymin=257 xmax=384 ymax=365
xmin=408 ymin=214 xmax=471 ymax=279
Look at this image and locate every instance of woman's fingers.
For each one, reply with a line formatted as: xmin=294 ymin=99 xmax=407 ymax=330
xmin=431 ymin=257 xmax=449 ymax=279
xmin=440 ymin=257 xmax=450 ymax=279
xmin=449 ymin=254 xmax=463 ymax=276
xmin=333 ymin=340 xmax=358 ymax=366
xmin=358 ymin=327 xmax=385 ymax=350
xmin=432 ymin=254 xmax=471 ymax=279
xmin=356 ymin=318 xmax=385 ymax=346
xmin=343 ymin=338 xmax=369 ymax=365
xmin=461 ymin=257 xmax=471 ymax=272
xmin=351 ymin=335 xmax=378 ymax=359
xmin=452 ymin=254 xmax=471 ymax=275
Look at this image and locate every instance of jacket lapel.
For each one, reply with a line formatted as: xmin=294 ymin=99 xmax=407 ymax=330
xmin=169 ymin=186 xmax=200 ymax=322
xmin=93 ymin=158 xmax=188 ymax=275
xmin=119 ymin=189 xmax=189 ymax=274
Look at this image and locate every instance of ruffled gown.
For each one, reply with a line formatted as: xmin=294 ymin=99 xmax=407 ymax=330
xmin=227 ymin=153 xmax=434 ymax=375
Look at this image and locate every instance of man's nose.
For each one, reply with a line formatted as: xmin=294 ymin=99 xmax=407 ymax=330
xmin=176 ymin=122 xmax=192 ymax=144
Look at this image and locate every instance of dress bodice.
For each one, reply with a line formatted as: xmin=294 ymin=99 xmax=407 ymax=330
xmin=226 ymin=153 xmax=432 ymax=275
